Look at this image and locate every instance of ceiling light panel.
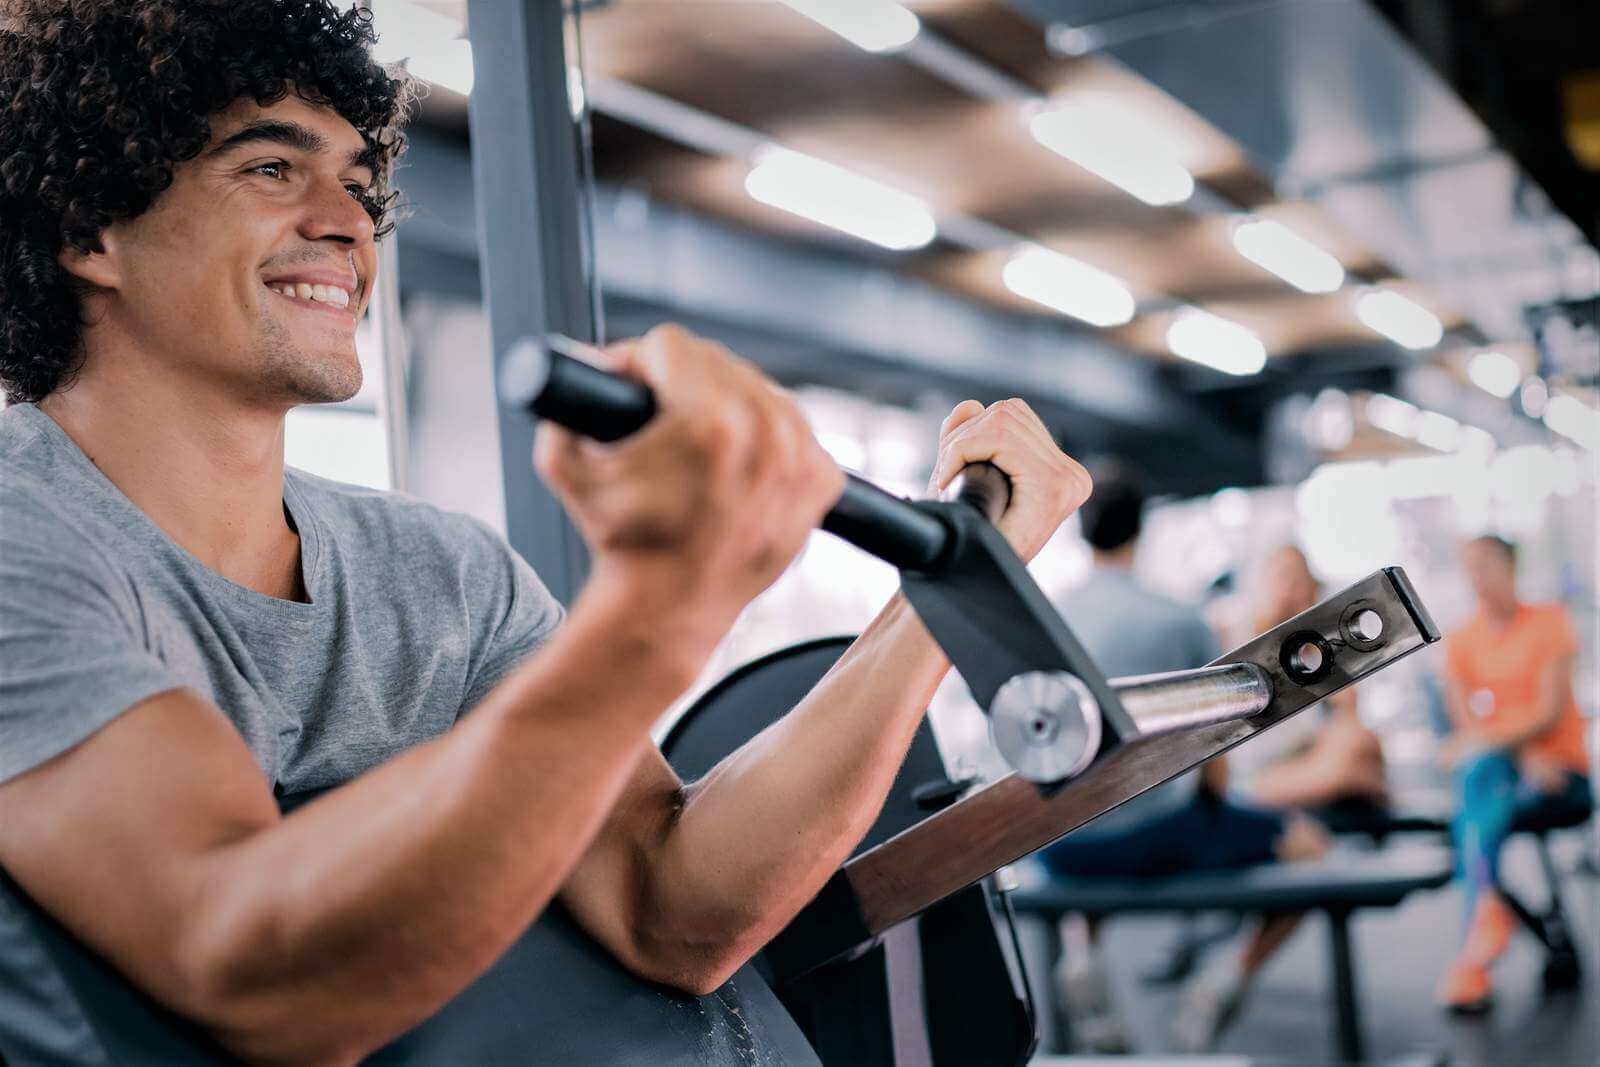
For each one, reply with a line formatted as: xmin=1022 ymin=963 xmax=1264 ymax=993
xmin=1544 ymin=394 xmax=1599 ymax=450
xmin=779 ymin=0 xmax=920 ymax=53
xmin=1165 ymin=308 xmax=1267 ymax=375
xmin=1028 ymin=98 xmax=1195 ymax=206
xmin=1230 ymin=217 xmax=1345 ymax=293
xmin=1001 ymin=246 xmax=1136 ymax=327
xmin=1355 ymin=289 xmax=1443 ymax=350
xmin=744 ymin=146 xmax=937 ymax=251
xmin=1466 ymin=349 xmax=1522 ymax=399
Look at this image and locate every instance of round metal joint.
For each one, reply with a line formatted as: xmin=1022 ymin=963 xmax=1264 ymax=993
xmin=989 ymin=671 xmax=1103 ymax=784
xmin=1338 ymin=599 xmax=1387 ymax=652
xmin=1279 ymin=630 xmax=1335 ymax=685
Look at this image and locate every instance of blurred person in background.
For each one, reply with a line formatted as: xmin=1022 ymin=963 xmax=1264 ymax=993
xmin=1221 ymin=546 xmax=1388 ymax=813
xmin=1038 ymin=466 xmax=1328 ymax=1054
xmin=1435 ymin=535 xmax=1593 ymax=1012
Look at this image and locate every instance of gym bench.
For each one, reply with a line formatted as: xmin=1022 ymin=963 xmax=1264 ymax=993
xmin=1008 ymin=846 xmax=1453 ymax=1063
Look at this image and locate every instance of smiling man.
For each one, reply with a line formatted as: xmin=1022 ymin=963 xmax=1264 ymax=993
xmin=0 ymin=2 xmax=1090 ymax=1064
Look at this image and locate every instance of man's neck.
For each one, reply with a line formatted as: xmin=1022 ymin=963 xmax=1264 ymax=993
xmin=1092 ymin=545 xmax=1137 ymax=572
xmin=38 ymin=357 xmax=304 ymax=600
xmin=1481 ymin=596 xmax=1521 ymax=627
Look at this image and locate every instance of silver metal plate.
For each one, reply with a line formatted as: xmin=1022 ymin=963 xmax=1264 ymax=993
xmin=989 ymin=671 xmax=1102 ymax=783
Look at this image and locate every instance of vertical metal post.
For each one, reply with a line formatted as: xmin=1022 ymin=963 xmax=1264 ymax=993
xmin=355 ymin=0 xmax=410 ymax=493
xmin=1326 ymin=909 xmax=1364 ymax=1063
xmin=466 ymin=0 xmax=594 ymax=603
xmin=372 ymin=251 xmax=411 ymax=492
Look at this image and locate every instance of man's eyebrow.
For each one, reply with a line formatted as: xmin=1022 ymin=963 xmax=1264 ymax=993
xmin=210 ymin=119 xmax=379 ymax=174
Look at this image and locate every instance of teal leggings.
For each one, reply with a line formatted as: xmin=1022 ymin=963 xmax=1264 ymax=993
xmin=1452 ymin=752 xmax=1591 ymax=913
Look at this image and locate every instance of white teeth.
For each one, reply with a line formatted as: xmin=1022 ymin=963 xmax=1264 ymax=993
xmin=268 ymin=282 xmax=352 ymax=308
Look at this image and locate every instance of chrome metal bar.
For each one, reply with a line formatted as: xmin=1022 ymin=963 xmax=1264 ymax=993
xmin=1117 ymin=662 xmax=1272 ymax=736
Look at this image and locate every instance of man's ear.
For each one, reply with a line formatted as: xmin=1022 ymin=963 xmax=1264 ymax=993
xmin=57 ymin=232 xmax=122 ymax=291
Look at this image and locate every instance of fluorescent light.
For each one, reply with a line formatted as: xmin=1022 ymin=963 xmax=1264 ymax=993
xmin=1456 ymin=425 xmax=1497 ymax=461
xmin=1552 ymin=450 xmax=1581 ymax=497
xmin=1230 ymin=218 xmax=1345 ymax=293
xmin=369 ymin=0 xmax=473 ymax=95
xmin=1466 ymin=349 xmax=1521 ymax=398
xmin=1366 ymin=393 xmax=1419 ymax=438
xmin=1001 ymin=245 xmax=1135 ymax=327
xmin=744 ymin=146 xmax=936 ymax=251
xmin=1210 ymin=487 xmax=1251 ymax=528
xmin=1355 ymin=289 xmax=1443 ymax=349
xmin=780 ymin=0 xmax=920 ymax=53
xmin=1544 ymin=394 xmax=1599 ymax=450
xmin=1415 ymin=410 xmax=1461 ymax=452
xmin=1029 ymin=99 xmax=1194 ymax=206
xmin=1520 ymin=376 xmax=1549 ymax=418
xmin=1165 ymin=308 xmax=1266 ymax=375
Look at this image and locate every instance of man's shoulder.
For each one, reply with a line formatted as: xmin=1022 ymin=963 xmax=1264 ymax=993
xmin=0 ymin=403 xmax=55 ymax=484
xmin=0 ymin=420 xmax=83 ymax=542
xmin=1065 ymin=568 xmax=1200 ymax=621
xmin=1524 ymin=602 xmax=1575 ymax=638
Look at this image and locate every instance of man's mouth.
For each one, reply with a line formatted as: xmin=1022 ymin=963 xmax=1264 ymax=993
xmin=266 ymin=281 xmax=353 ymax=310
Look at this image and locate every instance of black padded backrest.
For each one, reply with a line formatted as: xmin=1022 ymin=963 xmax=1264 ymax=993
xmin=0 ymin=868 xmax=230 ymax=1065
xmin=664 ymin=636 xmax=1037 ymax=1067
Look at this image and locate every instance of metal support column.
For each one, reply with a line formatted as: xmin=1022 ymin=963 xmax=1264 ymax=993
xmin=1326 ymin=909 xmax=1364 ymax=1063
xmin=466 ymin=0 xmax=594 ymax=604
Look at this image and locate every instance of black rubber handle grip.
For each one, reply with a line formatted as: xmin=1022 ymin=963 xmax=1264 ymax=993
xmin=500 ymin=337 xmax=657 ymax=442
xmin=498 ymin=337 xmax=1013 ymax=572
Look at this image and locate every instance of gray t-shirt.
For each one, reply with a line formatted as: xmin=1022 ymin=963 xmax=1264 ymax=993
xmin=0 ymin=401 xmax=564 ymax=1061
xmin=0 ymin=402 xmax=564 ymax=793
xmin=1055 ymin=565 xmax=1220 ymax=837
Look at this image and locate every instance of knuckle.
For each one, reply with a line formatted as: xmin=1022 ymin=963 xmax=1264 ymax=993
xmin=648 ymin=322 xmax=692 ymax=345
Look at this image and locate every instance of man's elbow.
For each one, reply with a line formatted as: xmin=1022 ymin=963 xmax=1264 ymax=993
xmin=643 ymin=951 xmax=749 ymax=998
xmin=622 ymin=919 xmax=765 ymax=998
xmin=171 ymin=912 xmax=376 ymax=1066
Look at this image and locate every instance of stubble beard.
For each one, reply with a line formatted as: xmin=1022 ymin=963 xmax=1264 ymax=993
xmin=254 ymin=303 xmax=363 ymax=406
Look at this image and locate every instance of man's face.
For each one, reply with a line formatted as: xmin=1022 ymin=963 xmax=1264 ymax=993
xmin=1262 ymin=546 xmax=1317 ymax=612
xmin=92 ymin=94 xmax=380 ymax=406
xmin=1462 ymin=540 xmax=1516 ymax=607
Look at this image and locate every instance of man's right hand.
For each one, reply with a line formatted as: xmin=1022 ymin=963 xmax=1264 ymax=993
xmin=535 ymin=324 xmax=845 ymax=655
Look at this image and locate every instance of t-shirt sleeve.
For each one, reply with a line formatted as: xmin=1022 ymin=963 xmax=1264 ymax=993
xmin=458 ymin=517 xmax=566 ymax=715
xmin=1541 ymin=605 xmax=1580 ymax=662
xmin=0 ymin=488 xmax=179 ymax=784
xmin=1443 ymin=629 xmax=1471 ymax=683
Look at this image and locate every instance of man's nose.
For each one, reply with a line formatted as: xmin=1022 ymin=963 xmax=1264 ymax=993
xmin=299 ymin=176 xmax=377 ymax=247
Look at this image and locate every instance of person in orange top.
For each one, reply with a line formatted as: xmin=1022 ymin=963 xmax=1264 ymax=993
xmin=1436 ymin=535 xmax=1593 ymax=1012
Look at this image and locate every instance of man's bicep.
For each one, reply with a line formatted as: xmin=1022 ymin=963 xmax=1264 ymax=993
xmin=0 ymin=687 xmax=280 ymax=1009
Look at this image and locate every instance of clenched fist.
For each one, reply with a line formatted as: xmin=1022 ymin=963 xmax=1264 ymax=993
xmin=536 ymin=324 xmax=845 ymax=650
xmin=928 ymin=398 xmax=1091 ymax=563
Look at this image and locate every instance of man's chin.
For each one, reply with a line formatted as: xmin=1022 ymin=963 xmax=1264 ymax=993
xmin=276 ymin=355 xmax=363 ymax=406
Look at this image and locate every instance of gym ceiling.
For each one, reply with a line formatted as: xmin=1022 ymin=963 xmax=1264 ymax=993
xmin=396 ymin=0 xmax=1598 ymax=492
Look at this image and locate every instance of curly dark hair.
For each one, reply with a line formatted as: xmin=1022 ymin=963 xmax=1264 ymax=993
xmin=0 ymin=0 xmax=416 ymax=404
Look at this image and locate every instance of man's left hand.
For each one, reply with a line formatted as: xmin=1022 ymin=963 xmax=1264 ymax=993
xmin=928 ymin=398 xmax=1092 ymax=563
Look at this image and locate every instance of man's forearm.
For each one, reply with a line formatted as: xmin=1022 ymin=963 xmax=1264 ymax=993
xmin=183 ymin=582 xmax=709 ymax=1064
xmin=640 ymin=592 xmax=950 ymax=986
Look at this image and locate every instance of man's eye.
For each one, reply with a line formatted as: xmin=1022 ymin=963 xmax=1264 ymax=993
xmin=249 ymin=162 xmax=288 ymax=180
xmin=345 ymin=183 xmax=372 ymax=200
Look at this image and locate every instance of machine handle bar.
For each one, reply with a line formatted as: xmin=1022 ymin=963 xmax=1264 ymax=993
xmin=499 ymin=335 xmax=1010 ymax=572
